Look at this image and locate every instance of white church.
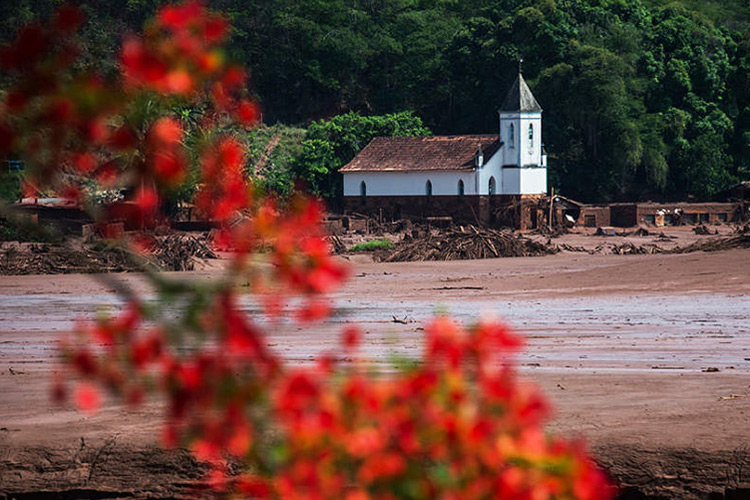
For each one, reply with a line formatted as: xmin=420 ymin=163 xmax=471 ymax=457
xmin=340 ymin=71 xmax=548 ymax=228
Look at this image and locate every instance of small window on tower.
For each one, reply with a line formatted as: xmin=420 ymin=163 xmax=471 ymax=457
xmin=489 ymin=176 xmax=496 ymax=195
xmin=528 ymin=124 xmax=534 ymax=152
xmin=360 ymin=181 xmax=366 ymax=200
xmin=426 ymin=180 xmax=432 ymax=198
xmin=458 ymin=179 xmax=465 ymax=197
xmin=508 ymin=123 xmax=515 ymax=149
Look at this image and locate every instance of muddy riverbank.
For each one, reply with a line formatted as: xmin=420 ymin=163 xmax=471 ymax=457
xmin=1 ymin=249 xmax=749 ymax=498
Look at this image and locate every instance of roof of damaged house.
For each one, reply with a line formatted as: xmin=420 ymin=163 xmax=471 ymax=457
xmin=339 ymin=135 xmax=502 ymax=172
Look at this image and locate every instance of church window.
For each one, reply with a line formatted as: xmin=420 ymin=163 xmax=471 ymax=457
xmin=360 ymin=181 xmax=366 ymax=199
xmin=426 ymin=180 xmax=433 ymax=198
xmin=528 ymin=124 xmax=534 ymax=151
xmin=508 ymin=123 xmax=515 ymax=149
xmin=458 ymin=179 xmax=465 ymax=197
xmin=489 ymin=176 xmax=496 ymax=195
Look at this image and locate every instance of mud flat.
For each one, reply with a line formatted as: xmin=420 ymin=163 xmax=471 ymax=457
xmin=1 ymin=249 xmax=749 ymax=499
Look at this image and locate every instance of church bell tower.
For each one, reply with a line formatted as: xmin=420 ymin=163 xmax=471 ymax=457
xmin=497 ymin=67 xmax=547 ymax=194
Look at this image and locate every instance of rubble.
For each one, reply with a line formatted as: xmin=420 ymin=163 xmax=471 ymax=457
xmin=0 ymin=233 xmax=216 ymax=275
xmin=154 ymin=233 xmax=216 ymax=271
xmin=381 ymin=225 xmax=557 ymax=262
xmin=326 ymin=234 xmax=346 ymax=254
xmin=692 ymin=225 xmax=714 ymax=235
xmin=671 ymin=232 xmax=750 ymax=254
xmin=610 ymin=243 xmax=665 ymax=255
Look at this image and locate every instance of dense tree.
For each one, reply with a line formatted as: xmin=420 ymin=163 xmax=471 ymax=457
xmin=292 ymin=111 xmax=431 ymax=198
xmin=1 ymin=0 xmax=748 ymax=202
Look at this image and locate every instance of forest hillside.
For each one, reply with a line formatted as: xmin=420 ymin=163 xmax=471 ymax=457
xmin=1 ymin=0 xmax=748 ymax=202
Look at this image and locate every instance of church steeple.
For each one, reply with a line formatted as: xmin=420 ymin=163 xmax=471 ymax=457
xmin=499 ymin=71 xmax=542 ymax=113
xmin=497 ymin=66 xmax=545 ymax=177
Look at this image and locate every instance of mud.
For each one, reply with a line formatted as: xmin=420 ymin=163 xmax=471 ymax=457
xmin=1 ymin=246 xmax=749 ymax=499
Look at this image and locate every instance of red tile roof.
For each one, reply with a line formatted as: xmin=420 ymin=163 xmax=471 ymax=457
xmin=339 ymin=135 xmax=502 ymax=172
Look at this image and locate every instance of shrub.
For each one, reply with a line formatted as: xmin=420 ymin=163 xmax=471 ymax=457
xmin=349 ymin=238 xmax=394 ymax=252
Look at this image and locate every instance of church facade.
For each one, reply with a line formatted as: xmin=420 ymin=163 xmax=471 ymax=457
xmin=340 ymin=72 xmax=548 ymax=228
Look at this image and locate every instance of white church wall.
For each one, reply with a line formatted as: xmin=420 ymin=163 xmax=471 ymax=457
xmin=499 ymin=167 xmax=547 ymax=195
xmin=476 ymin=151 xmax=503 ymax=195
xmin=343 ymin=171 xmax=477 ymax=197
xmin=499 ymin=118 xmax=518 ymax=166
xmin=499 ymin=111 xmax=542 ymax=167
xmin=520 ymin=167 xmax=547 ymax=194
xmin=501 ymin=168 xmax=522 ymax=194
xmin=519 ymin=115 xmax=542 ymax=167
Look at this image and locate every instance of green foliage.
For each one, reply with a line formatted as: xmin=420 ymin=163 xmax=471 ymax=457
xmin=0 ymin=215 xmax=61 ymax=243
xmin=348 ymin=238 xmax=394 ymax=252
xmin=0 ymin=170 xmax=21 ymax=202
xmin=2 ymin=0 xmax=749 ymax=201
xmin=243 ymin=124 xmax=307 ymax=197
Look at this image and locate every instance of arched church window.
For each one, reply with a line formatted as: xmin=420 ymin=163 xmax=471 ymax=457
xmin=528 ymin=124 xmax=533 ymax=151
xmin=458 ymin=179 xmax=465 ymax=197
xmin=360 ymin=181 xmax=366 ymax=199
xmin=426 ymin=180 xmax=432 ymax=198
xmin=508 ymin=123 xmax=515 ymax=149
xmin=489 ymin=176 xmax=496 ymax=195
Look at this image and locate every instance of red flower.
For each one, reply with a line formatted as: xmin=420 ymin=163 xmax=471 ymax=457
xmin=203 ymin=16 xmax=229 ymax=44
xmin=53 ymin=4 xmax=85 ymax=34
xmin=222 ymin=66 xmax=246 ymax=90
xmin=74 ymin=153 xmax=97 ymax=174
xmin=46 ymin=98 xmax=75 ymax=124
xmin=72 ymin=349 xmax=97 ymax=375
xmin=278 ymin=371 xmax=320 ymax=414
xmin=74 ymin=383 xmax=101 ymax=414
xmin=108 ymin=125 xmax=137 ymax=150
xmin=236 ymin=476 xmax=271 ymax=498
xmin=342 ymin=325 xmax=362 ymax=350
xmin=218 ymin=136 xmax=244 ymax=168
xmin=134 ymin=187 xmax=159 ymax=217
xmin=157 ymin=1 xmax=203 ymax=31
xmin=296 ymin=299 xmax=330 ymax=324
xmin=166 ymin=70 xmax=193 ymax=94
xmin=153 ymin=151 xmax=187 ymax=185
xmin=149 ymin=117 xmax=183 ymax=147
xmin=237 ymin=100 xmax=260 ymax=126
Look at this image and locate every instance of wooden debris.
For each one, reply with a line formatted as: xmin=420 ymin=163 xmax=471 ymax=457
xmin=671 ymin=233 xmax=750 ymax=253
xmin=381 ymin=225 xmax=558 ymax=262
xmin=326 ymin=234 xmax=346 ymax=254
xmin=719 ymin=394 xmax=747 ymax=401
xmin=0 ymin=233 xmax=216 ymax=275
xmin=610 ymin=243 xmax=665 ymax=255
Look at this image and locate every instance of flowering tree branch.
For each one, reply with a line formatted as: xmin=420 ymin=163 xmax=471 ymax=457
xmin=1 ymin=3 xmax=615 ymax=499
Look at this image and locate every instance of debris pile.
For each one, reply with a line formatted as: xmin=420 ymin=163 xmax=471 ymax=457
xmin=154 ymin=234 xmax=217 ymax=271
xmin=325 ymin=234 xmax=346 ymax=254
xmin=0 ymin=233 xmax=216 ymax=275
xmin=381 ymin=226 xmax=557 ymax=262
xmin=671 ymin=232 xmax=750 ymax=254
xmin=610 ymin=243 xmax=665 ymax=255
xmin=692 ymin=225 xmax=714 ymax=235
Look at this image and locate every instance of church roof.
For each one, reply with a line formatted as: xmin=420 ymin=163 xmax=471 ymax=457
xmin=499 ymin=73 xmax=542 ymax=112
xmin=339 ymin=135 xmax=502 ymax=173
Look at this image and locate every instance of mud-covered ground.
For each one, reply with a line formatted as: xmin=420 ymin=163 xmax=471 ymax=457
xmin=1 ymin=232 xmax=749 ymax=499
